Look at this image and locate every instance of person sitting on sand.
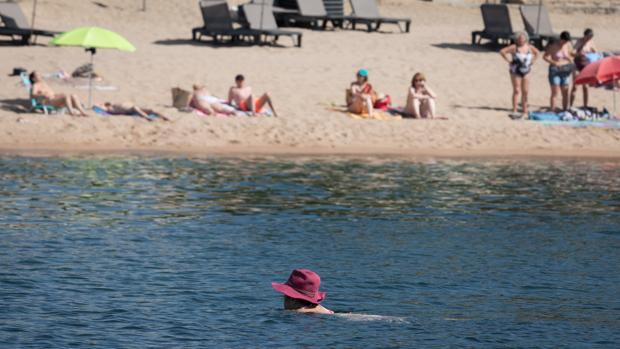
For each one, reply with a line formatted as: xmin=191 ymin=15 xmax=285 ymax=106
xmin=543 ymin=31 xmax=575 ymax=112
xmin=405 ymin=72 xmax=437 ymax=119
xmin=572 ymin=28 xmax=598 ymax=108
xmin=272 ymin=269 xmax=334 ymax=315
xmin=346 ymin=69 xmax=376 ymax=117
xmin=95 ymin=102 xmax=170 ymax=122
xmin=500 ymin=31 xmax=540 ymax=117
xmin=227 ymin=74 xmax=278 ymax=117
xmin=29 ymin=71 xmax=89 ymax=116
xmin=191 ymin=84 xmax=237 ymax=117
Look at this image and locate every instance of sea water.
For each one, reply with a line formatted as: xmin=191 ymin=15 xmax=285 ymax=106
xmin=0 ymin=157 xmax=619 ymax=348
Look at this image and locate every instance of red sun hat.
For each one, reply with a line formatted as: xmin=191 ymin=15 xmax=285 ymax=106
xmin=272 ymin=269 xmax=327 ymax=304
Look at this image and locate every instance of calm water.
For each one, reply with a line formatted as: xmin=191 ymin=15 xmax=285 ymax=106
xmin=0 ymin=156 xmax=619 ymax=348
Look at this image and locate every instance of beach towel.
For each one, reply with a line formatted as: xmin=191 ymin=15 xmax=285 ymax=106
xmin=387 ymin=106 xmax=449 ymax=120
xmin=328 ymin=105 xmax=401 ymax=121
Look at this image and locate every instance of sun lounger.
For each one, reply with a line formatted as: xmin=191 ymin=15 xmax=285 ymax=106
xmin=348 ymin=0 xmax=411 ymax=33
xmin=19 ymin=72 xmax=56 ymax=114
xmin=0 ymin=2 xmax=59 ymax=44
xmin=240 ymin=4 xmax=302 ymax=47
xmin=279 ymin=0 xmax=346 ymax=30
xmin=471 ymin=4 xmax=514 ymax=46
xmin=520 ymin=5 xmax=559 ymax=49
xmin=192 ymin=1 xmax=264 ymax=44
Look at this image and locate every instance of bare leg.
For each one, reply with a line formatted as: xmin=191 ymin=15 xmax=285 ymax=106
xmin=64 ymin=95 xmax=77 ymax=116
xmin=426 ymin=98 xmax=436 ymax=119
xmin=70 ymin=95 xmax=88 ymax=116
xmin=570 ymin=73 xmax=577 ymax=107
xmin=521 ymin=75 xmax=530 ymax=115
xmin=412 ymin=99 xmax=422 ymax=118
xmin=511 ymin=74 xmax=520 ymax=113
xmin=257 ymin=92 xmax=277 ymax=117
xmin=550 ymin=85 xmax=560 ymax=111
xmin=132 ymin=106 xmax=152 ymax=121
xmin=561 ymin=85 xmax=570 ymax=111
xmin=583 ymin=85 xmax=589 ymax=108
xmin=364 ymin=95 xmax=373 ymax=116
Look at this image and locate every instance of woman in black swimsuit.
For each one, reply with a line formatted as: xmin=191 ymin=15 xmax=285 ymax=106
xmin=500 ymin=32 xmax=540 ymax=117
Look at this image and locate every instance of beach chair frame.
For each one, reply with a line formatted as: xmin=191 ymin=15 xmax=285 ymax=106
xmin=0 ymin=2 xmax=59 ymax=44
xmin=192 ymin=1 xmax=264 ymax=45
xmin=240 ymin=4 xmax=303 ymax=47
xmin=278 ymin=0 xmax=347 ymax=30
xmin=471 ymin=4 xmax=514 ymax=46
xmin=519 ymin=5 xmax=559 ymax=49
xmin=347 ymin=0 xmax=411 ymax=33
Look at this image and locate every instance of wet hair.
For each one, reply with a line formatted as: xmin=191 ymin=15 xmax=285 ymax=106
xmin=560 ymin=31 xmax=571 ymax=42
xmin=513 ymin=31 xmax=529 ymax=43
xmin=411 ymin=72 xmax=426 ymax=86
xmin=28 ymin=71 xmax=36 ymax=84
xmin=235 ymin=74 xmax=244 ymax=82
xmin=584 ymin=28 xmax=593 ymax=37
xmin=284 ymin=296 xmax=317 ymax=310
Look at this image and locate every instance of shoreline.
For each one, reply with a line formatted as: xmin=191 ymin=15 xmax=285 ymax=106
xmin=1 ymin=145 xmax=619 ymax=161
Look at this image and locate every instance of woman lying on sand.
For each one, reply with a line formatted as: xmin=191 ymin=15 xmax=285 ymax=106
xmin=228 ymin=74 xmax=278 ymax=117
xmin=500 ymin=31 xmax=539 ymax=117
xmin=191 ymin=85 xmax=238 ymax=117
xmin=29 ymin=71 xmax=89 ymax=116
xmin=94 ymin=102 xmax=170 ymax=122
xmin=347 ymin=69 xmax=376 ymax=117
xmin=405 ymin=73 xmax=437 ymax=119
xmin=543 ymin=31 xmax=575 ymax=112
xmin=272 ymin=269 xmax=334 ymax=315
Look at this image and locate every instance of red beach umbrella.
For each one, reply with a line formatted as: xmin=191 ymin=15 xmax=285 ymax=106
xmin=574 ymin=56 xmax=620 ymax=86
xmin=575 ymin=56 xmax=620 ymax=117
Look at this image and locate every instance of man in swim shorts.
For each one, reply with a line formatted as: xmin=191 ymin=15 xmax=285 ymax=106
xmin=227 ymin=74 xmax=278 ymax=116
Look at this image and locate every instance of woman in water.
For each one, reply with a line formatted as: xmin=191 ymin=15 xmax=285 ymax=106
xmin=29 ymin=71 xmax=89 ymax=116
xmin=571 ymin=28 xmax=598 ymax=108
xmin=346 ymin=69 xmax=376 ymax=117
xmin=500 ymin=31 xmax=540 ymax=117
xmin=543 ymin=31 xmax=575 ymax=112
xmin=405 ymin=72 xmax=437 ymax=119
xmin=272 ymin=269 xmax=334 ymax=315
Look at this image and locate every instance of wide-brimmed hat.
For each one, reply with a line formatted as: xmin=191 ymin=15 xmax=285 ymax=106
xmin=272 ymin=269 xmax=326 ymax=305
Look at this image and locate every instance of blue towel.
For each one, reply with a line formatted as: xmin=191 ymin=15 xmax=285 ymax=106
xmin=528 ymin=112 xmax=561 ymax=121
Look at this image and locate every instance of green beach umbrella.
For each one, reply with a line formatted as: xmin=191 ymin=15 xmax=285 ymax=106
xmin=51 ymin=26 xmax=136 ymax=107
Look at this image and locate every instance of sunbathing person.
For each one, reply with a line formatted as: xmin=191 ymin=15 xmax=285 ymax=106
xmin=500 ymin=31 xmax=540 ymax=117
xmin=95 ymin=102 xmax=170 ymax=121
xmin=191 ymin=85 xmax=237 ymax=117
xmin=29 ymin=71 xmax=89 ymax=116
xmin=346 ymin=69 xmax=376 ymax=117
xmin=227 ymin=75 xmax=278 ymax=117
xmin=405 ymin=73 xmax=437 ymax=119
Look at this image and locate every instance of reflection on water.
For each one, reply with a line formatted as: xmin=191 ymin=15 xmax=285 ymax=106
xmin=0 ymin=157 xmax=619 ymax=348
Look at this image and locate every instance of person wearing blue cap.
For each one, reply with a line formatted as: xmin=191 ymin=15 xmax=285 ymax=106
xmin=346 ymin=69 xmax=376 ymax=117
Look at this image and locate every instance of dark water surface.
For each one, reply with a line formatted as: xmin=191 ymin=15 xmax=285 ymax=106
xmin=1 ymin=157 xmax=619 ymax=348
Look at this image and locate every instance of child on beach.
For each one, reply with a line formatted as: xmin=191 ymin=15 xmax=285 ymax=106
xmin=29 ymin=71 xmax=89 ymax=116
xmin=347 ymin=69 xmax=376 ymax=117
xmin=500 ymin=31 xmax=540 ymax=117
xmin=405 ymin=72 xmax=437 ymax=119
xmin=227 ymin=74 xmax=278 ymax=117
xmin=543 ymin=31 xmax=575 ymax=112
xmin=272 ymin=269 xmax=334 ymax=315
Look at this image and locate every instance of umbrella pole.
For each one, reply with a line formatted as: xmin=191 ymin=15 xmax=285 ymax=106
xmin=87 ymin=48 xmax=96 ymax=108
xmin=30 ymin=0 xmax=38 ymax=45
xmin=536 ymin=0 xmax=542 ymax=37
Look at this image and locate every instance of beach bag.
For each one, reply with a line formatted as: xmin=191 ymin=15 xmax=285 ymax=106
xmin=373 ymin=95 xmax=392 ymax=110
xmin=171 ymin=87 xmax=192 ymax=109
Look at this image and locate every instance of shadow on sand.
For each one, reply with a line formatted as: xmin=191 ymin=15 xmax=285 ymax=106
xmin=452 ymin=104 xmax=513 ymax=113
xmin=153 ymin=38 xmax=291 ymax=49
xmin=0 ymin=98 xmax=31 ymax=114
xmin=432 ymin=42 xmax=501 ymax=53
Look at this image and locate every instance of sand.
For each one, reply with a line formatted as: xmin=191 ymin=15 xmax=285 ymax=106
xmin=1 ymin=0 xmax=619 ymax=158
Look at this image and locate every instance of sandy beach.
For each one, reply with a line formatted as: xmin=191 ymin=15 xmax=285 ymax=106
xmin=1 ymin=0 xmax=619 ymax=158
